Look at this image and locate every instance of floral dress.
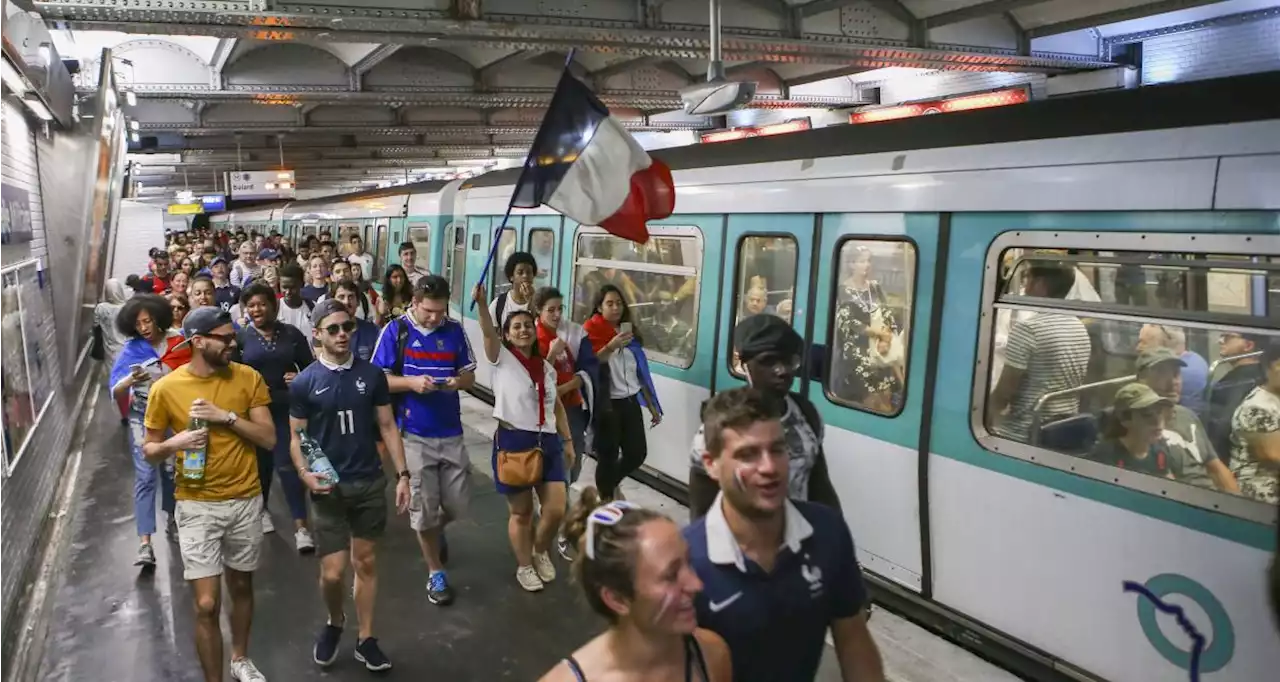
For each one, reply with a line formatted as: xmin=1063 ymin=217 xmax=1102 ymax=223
xmin=1229 ymin=386 xmax=1279 ymax=504
xmin=833 ymin=280 xmax=902 ymax=411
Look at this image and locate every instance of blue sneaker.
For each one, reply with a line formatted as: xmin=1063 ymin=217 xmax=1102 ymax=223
xmin=355 ymin=637 xmax=392 ymax=671
xmin=313 ymin=623 xmax=343 ymax=667
xmin=426 ymin=570 xmax=454 ymax=606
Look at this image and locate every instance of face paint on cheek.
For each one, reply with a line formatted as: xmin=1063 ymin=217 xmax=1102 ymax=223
xmin=652 ymin=587 xmax=680 ymax=626
xmin=731 ymin=466 xmax=748 ymax=492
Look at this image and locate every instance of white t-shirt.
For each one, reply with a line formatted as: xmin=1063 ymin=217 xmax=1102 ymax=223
xmin=608 ymin=346 xmax=644 ymax=399
xmin=488 ymin=293 xmax=531 ymax=326
xmin=278 ymin=299 xmax=314 ymax=338
xmin=490 ymin=345 xmax=558 ymax=434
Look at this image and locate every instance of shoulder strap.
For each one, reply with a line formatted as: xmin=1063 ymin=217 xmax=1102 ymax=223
xmin=686 ymin=634 xmax=710 ymax=682
xmin=564 ymin=655 xmax=587 ymax=682
xmin=791 ymin=392 xmax=823 ymax=436
xmin=304 ymin=297 xmax=315 ymax=312
xmin=495 ymin=291 xmax=508 ymax=324
xmin=393 ymin=318 xmax=410 ymax=376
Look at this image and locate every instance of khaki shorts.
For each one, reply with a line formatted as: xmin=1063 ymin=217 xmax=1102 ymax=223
xmin=404 ymin=433 xmax=471 ymax=531
xmin=175 ymin=496 xmax=263 ymax=580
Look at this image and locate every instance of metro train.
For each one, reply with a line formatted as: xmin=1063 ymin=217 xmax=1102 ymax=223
xmin=211 ymin=72 xmax=1280 ymax=682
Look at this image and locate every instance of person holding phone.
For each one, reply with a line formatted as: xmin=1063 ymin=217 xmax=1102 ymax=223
xmin=582 ymin=284 xmax=662 ymax=501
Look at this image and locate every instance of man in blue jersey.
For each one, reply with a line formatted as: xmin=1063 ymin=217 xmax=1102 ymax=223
xmin=372 ymin=275 xmax=476 ymax=606
xmin=289 ymin=300 xmax=411 ymax=672
xmin=684 ymin=387 xmax=885 ymax=682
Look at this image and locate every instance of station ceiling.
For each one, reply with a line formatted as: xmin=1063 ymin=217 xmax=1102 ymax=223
xmin=28 ymin=0 xmax=1236 ymax=198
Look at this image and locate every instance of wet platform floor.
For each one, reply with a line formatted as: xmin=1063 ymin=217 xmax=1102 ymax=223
xmin=31 ymin=393 xmax=1022 ymax=682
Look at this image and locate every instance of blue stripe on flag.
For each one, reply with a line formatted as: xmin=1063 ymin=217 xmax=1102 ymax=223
xmin=512 ymin=70 xmax=611 ymax=210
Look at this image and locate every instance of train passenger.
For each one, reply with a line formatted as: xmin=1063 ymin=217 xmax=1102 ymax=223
xmin=1136 ymin=324 xmax=1209 ymax=414
xmin=189 ymin=275 xmax=216 ymax=310
xmin=1135 ymin=349 xmax=1239 ymax=492
xmin=277 ymin=264 xmax=314 ymax=338
xmin=168 ymin=293 xmax=190 ymax=331
xmin=1206 ymin=332 xmax=1267 ymax=467
xmin=687 ymin=314 xmax=841 ymax=520
xmin=379 ymin=264 xmax=414 ymax=319
xmin=333 ymin=281 xmax=380 ymax=363
xmin=539 ymin=488 xmax=733 ymax=682
xmin=233 ymin=282 xmax=316 ymax=550
xmin=290 ymin=300 xmax=411 ymax=672
xmin=988 ymin=263 xmax=1091 ymax=443
xmin=686 ymin=387 xmax=885 ymax=682
xmin=139 ymin=249 xmax=172 ymax=294
xmin=1227 ymin=341 xmax=1279 ymax=504
xmin=490 ymin=250 xmax=538 ymax=325
xmin=209 ymin=257 xmax=242 ymax=314
xmin=348 ymin=260 xmax=382 ymax=322
xmin=142 ymin=306 xmax=277 ymax=682
xmin=373 ymin=275 xmax=476 ymax=605
xmin=171 ymin=271 xmax=191 ymax=297
xmin=302 ymin=255 xmax=329 ymax=306
xmin=1089 ymin=384 xmax=1182 ymax=479
xmin=230 ymin=241 xmax=260 ymax=288
xmin=398 ymin=241 xmax=430 ymax=285
xmin=109 ymin=294 xmax=190 ymax=567
xmin=830 ymin=246 xmax=906 ymax=414
xmin=530 ymin=231 xmax=555 ymax=288
xmin=584 ymin=284 xmax=662 ymax=501
xmin=322 ymin=260 xmax=373 ymax=321
xmin=473 ymin=283 xmax=577 ymax=592
xmin=346 ymin=234 xmax=375 ymax=283
xmin=529 ymin=286 xmax=602 ymax=559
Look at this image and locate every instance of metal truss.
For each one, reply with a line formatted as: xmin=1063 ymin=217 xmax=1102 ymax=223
xmin=136 ymin=120 xmax=709 ymax=135
xmin=1101 ymin=5 xmax=1280 ymax=56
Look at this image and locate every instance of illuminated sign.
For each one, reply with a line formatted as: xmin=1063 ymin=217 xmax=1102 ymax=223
xmin=849 ymin=87 xmax=1030 ymax=124
xmin=168 ymin=203 xmax=204 ymax=215
xmin=201 ymin=194 xmax=227 ymax=211
xmin=699 ymin=118 xmax=812 ymax=144
xmin=226 ymin=170 xmax=296 ymax=200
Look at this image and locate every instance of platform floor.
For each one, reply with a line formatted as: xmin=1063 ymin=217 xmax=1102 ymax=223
xmin=29 ymin=393 xmax=1022 ymax=682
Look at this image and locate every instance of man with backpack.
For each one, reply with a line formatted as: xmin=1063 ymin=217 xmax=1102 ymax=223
xmin=277 ymin=264 xmax=314 ymax=337
xmin=371 ymin=275 xmax=476 ymax=607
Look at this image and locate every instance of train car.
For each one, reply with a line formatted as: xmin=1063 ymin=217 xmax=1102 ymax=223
xmin=438 ymin=71 xmax=1279 ymax=682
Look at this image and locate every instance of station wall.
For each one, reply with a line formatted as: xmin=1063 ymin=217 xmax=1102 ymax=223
xmin=1141 ymin=13 xmax=1280 ymax=84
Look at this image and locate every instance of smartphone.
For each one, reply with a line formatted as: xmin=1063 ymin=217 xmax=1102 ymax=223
xmin=619 ymin=322 xmax=633 ymax=335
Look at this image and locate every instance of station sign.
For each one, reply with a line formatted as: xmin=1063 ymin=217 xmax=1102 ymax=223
xmin=167 ymin=203 xmax=204 ymax=215
xmin=200 ymin=194 xmax=227 ymax=211
xmin=226 ymin=170 xmax=296 ymax=200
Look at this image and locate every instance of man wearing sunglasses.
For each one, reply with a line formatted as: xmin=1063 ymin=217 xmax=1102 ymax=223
xmin=141 ymin=306 xmax=278 ymax=682
xmin=289 ymin=299 xmax=411 ymax=672
xmin=687 ymin=314 xmax=841 ymax=520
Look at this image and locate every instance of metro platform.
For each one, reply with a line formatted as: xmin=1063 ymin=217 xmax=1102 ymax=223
xmin=24 ymin=391 xmax=1021 ymax=682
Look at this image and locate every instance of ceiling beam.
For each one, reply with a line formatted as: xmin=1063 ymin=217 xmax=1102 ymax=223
xmin=452 ymin=0 xmax=482 ymax=21
xmin=782 ymin=65 xmax=876 ymax=88
xmin=922 ymin=0 xmax=1049 ymax=29
xmin=796 ymin=0 xmax=860 ymax=18
xmin=208 ymin=38 xmax=237 ymax=88
xmin=591 ymin=56 xmax=659 ymax=82
xmin=352 ymin=44 xmax=403 ymax=76
xmin=477 ymin=50 xmax=537 ymax=86
xmin=137 ymin=121 xmax=707 ymax=136
xmin=1026 ymin=0 xmax=1229 ymax=39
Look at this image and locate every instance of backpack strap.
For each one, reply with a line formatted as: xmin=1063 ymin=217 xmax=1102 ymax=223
xmin=790 ymin=391 xmax=824 ymax=436
xmin=564 ymin=656 xmax=587 ymax=682
xmin=392 ymin=318 xmax=410 ymax=376
xmin=494 ymin=291 xmax=508 ymax=324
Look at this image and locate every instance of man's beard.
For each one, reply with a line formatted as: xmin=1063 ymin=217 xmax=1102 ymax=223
xmin=201 ymin=345 xmax=230 ymax=368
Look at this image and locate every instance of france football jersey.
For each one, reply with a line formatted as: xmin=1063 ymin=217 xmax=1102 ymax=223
xmin=289 ymin=354 xmax=390 ymax=481
xmin=371 ymin=315 xmax=476 ymax=439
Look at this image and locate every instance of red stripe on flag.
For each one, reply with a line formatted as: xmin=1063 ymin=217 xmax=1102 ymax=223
xmin=598 ymin=158 xmax=675 ymax=244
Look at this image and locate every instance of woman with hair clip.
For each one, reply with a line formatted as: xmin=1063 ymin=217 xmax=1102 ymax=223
xmin=688 ymin=314 xmax=841 ymax=519
xmin=473 ymin=283 xmax=578 ymax=592
xmin=539 ymin=488 xmax=732 ymax=682
xmin=583 ymin=284 xmax=662 ymax=501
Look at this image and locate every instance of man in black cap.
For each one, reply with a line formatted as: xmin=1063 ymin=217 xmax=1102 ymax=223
xmin=141 ymin=306 xmax=278 ymax=682
xmin=687 ymin=314 xmax=841 ymax=519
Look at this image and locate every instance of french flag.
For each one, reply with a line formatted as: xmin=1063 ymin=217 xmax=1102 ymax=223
xmin=511 ymin=70 xmax=675 ymax=243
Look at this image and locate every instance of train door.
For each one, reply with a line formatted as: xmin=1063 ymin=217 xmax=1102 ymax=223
xmin=523 ymin=216 xmax=559 ymax=292
xmin=713 ymin=216 xmax=814 ymax=393
xmin=490 ymin=221 xmax=520 ymax=299
xmin=806 ymin=213 xmax=942 ymax=594
xmin=464 ymin=217 xmax=499 ymax=389
xmin=373 ymin=218 xmax=390 ymax=279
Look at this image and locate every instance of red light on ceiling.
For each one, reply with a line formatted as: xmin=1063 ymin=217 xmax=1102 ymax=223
xmin=849 ymin=104 xmax=924 ymax=124
xmin=756 ymin=119 xmax=812 ymax=136
xmin=849 ymin=87 xmax=1028 ymax=124
xmin=700 ymin=129 xmax=753 ymax=143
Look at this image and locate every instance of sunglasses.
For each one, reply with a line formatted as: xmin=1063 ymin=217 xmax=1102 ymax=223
xmin=323 ymin=321 xmax=357 ymax=335
xmin=198 ymin=332 xmax=236 ymax=345
xmin=752 ymin=353 xmax=803 ymax=372
xmin=585 ymin=500 xmax=640 ymax=560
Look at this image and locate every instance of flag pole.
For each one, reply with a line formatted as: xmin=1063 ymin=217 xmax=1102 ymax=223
xmin=471 ymin=49 xmax=578 ymax=311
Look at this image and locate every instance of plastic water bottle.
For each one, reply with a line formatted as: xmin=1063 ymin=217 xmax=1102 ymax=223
xmin=297 ymin=428 xmax=339 ymax=486
xmin=180 ymin=417 xmax=207 ymax=481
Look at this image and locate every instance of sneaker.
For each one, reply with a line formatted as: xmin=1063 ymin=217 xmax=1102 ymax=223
xmin=134 ymin=542 xmax=156 ymax=567
xmin=532 ymin=552 xmax=556 ymax=583
xmin=313 ymin=623 xmax=343 ymax=667
xmin=355 ymin=637 xmax=392 ymax=671
xmin=229 ymin=657 xmax=267 ymax=681
xmin=426 ymin=571 xmax=454 ymax=606
xmin=556 ymin=535 xmax=573 ymax=561
xmin=516 ymin=565 xmax=544 ymax=592
xmin=438 ymin=529 xmax=449 ymax=565
xmin=295 ymin=528 xmax=316 ymax=554
xmin=260 ymin=511 xmax=275 ymax=534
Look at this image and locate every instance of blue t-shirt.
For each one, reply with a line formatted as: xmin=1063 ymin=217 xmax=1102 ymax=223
xmin=351 ymin=319 xmax=380 ymax=363
xmin=301 ymin=284 xmax=327 ymax=305
xmin=233 ymin=322 xmax=313 ymax=408
xmin=288 ymin=357 xmax=390 ymax=481
xmin=683 ymin=499 xmax=868 ymax=682
xmin=214 ymin=284 xmax=241 ymax=313
xmin=371 ymin=315 xmax=476 ymax=439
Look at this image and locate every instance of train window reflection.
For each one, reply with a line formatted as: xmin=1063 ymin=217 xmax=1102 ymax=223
xmin=407 ymin=223 xmax=430 ymax=271
xmin=731 ymin=235 xmax=799 ymax=377
xmin=443 ymin=223 xmax=465 ymax=306
xmin=826 ymin=239 xmax=915 ymax=416
xmin=529 ymin=229 xmax=555 ymax=289
xmin=570 ymin=227 xmax=703 ymax=369
xmin=492 ymin=228 xmax=518 ymax=298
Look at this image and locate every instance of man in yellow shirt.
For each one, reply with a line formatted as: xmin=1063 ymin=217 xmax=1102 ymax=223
xmin=143 ymin=306 xmax=277 ymax=682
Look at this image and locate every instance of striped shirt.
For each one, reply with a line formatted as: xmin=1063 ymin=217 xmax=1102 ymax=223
xmin=997 ymin=312 xmax=1091 ymax=443
xmin=371 ymin=315 xmax=476 ymax=439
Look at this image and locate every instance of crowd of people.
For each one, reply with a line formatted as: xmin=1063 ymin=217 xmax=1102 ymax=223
xmin=93 ymin=226 xmax=886 ymax=682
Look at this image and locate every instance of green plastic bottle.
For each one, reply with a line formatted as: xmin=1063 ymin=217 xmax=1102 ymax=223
xmin=180 ymin=416 xmax=207 ymax=481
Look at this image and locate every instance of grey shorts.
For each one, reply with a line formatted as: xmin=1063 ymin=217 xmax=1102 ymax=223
xmin=174 ymin=496 xmax=263 ymax=580
xmin=311 ymin=476 xmax=389 ymax=557
xmin=404 ymin=433 xmax=471 ymax=531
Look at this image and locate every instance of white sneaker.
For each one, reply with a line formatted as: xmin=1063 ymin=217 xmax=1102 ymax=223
xmin=260 ymin=511 xmax=275 ymax=534
xmin=532 ymin=552 xmax=556 ymax=583
xmin=516 ymin=565 xmax=544 ymax=592
xmin=295 ymin=527 xmax=315 ymax=554
xmin=230 ymin=656 xmax=267 ymax=681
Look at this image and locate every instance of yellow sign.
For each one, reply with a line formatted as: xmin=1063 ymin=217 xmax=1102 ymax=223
xmin=167 ymin=203 xmax=204 ymax=215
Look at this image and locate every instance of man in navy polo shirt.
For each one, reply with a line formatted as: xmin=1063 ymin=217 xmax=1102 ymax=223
xmin=684 ymin=387 xmax=884 ymax=682
xmin=290 ymin=300 xmax=411 ymax=672
xmin=372 ymin=275 xmax=476 ymax=606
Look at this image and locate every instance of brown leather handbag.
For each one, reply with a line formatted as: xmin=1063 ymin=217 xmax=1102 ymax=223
xmin=497 ymin=447 xmax=544 ymax=487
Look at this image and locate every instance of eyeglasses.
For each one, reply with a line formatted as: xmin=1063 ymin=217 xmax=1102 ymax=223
xmin=199 ymin=332 xmax=236 ymax=345
xmin=752 ymin=353 xmax=803 ymax=372
xmin=323 ymin=321 xmax=357 ymax=335
xmin=585 ymin=500 xmax=639 ymax=560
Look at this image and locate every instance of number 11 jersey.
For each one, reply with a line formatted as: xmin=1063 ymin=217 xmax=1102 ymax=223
xmin=289 ymin=354 xmax=391 ymax=482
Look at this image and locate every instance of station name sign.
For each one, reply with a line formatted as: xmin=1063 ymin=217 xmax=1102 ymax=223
xmin=226 ymin=170 xmax=296 ymax=200
xmin=168 ymin=203 xmax=204 ymax=215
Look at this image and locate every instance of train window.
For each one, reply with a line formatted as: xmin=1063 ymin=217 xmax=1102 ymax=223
xmin=570 ymin=226 xmax=703 ymax=369
xmin=406 ymin=223 xmax=431 ymax=270
xmin=373 ymin=221 xmax=389 ymax=279
xmin=825 ymin=238 xmax=916 ymax=416
xmin=491 ymin=228 xmax=518 ymax=298
xmin=529 ymin=229 xmax=556 ymax=289
xmin=976 ymin=235 xmax=1279 ymax=521
xmin=730 ymin=235 xmax=799 ymax=377
xmin=443 ymin=223 xmax=465 ymax=306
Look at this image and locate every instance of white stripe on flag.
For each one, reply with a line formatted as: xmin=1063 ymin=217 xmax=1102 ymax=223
xmin=546 ymin=116 xmax=652 ymax=225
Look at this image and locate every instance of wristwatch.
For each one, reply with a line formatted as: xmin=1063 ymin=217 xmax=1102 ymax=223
xmin=397 ymin=470 xmax=411 ymax=481
xmin=225 ymin=412 xmax=239 ymax=427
